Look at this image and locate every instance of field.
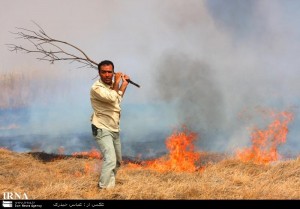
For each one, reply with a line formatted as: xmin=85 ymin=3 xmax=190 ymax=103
xmin=1 ymin=71 xmax=299 ymax=201
xmin=0 ymin=147 xmax=299 ymax=200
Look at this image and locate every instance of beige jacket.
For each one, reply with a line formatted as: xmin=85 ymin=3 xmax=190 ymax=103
xmin=90 ymin=80 xmax=122 ymax=132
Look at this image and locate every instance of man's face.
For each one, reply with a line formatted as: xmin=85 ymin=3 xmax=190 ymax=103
xmin=99 ymin=64 xmax=114 ymax=85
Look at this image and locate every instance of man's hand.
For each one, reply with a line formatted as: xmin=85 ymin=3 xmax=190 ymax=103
xmin=122 ymin=74 xmax=130 ymax=85
xmin=112 ymin=72 xmax=122 ymax=92
xmin=114 ymin=72 xmax=122 ymax=84
xmin=118 ymin=73 xmax=130 ymax=97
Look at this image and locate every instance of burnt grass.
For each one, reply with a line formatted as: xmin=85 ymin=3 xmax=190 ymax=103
xmin=26 ymin=151 xmax=229 ymax=167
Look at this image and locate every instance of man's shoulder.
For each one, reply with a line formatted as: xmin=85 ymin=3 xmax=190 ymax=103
xmin=91 ymin=80 xmax=112 ymax=94
xmin=91 ymin=80 xmax=104 ymax=88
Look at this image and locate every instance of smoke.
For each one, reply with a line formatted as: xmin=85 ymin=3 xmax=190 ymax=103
xmin=154 ymin=53 xmax=225 ymax=140
xmin=0 ymin=67 xmax=97 ymax=153
xmin=151 ymin=0 xmax=300 ymax=155
xmin=1 ymin=0 xmax=300 ymax=157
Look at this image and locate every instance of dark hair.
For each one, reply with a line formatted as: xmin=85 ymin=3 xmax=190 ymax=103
xmin=98 ymin=60 xmax=114 ymax=73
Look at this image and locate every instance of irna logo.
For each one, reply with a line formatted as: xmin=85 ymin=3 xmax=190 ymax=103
xmin=2 ymin=192 xmax=28 ymax=200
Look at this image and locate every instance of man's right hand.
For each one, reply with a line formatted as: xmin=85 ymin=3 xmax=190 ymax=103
xmin=122 ymin=74 xmax=130 ymax=85
xmin=114 ymin=72 xmax=122 ymax=84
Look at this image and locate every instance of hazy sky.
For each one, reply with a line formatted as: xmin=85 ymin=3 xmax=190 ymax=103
xmin=1 ymin=0 xmax=300 ymax=156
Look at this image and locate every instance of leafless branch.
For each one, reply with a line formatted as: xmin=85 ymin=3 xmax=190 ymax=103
xmin=6 ymin=21 xmax=98 ymax=70
xmin=7 ymin=21 xmax=141 ymax=87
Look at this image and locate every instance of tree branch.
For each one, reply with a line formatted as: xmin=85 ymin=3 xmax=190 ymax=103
xmin=7 ymin=21 xmax=141 ymax=87
xmin=6 ymin=21 xmax=98 ymax=69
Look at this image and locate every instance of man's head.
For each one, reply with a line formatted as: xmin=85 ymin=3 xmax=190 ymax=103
xmin=98 ymin=60 xmax=114 ymax=85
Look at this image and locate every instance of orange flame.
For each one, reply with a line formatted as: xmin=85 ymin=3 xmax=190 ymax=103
xmin=142 ymin=126 xmax=201 ymax=172
xmin=57 ymin=146 xmax=65 ymax=155
xmin=237 ymin=110 xmax=293 ymax=164
xmin=71 ymin=148 xmax=102 ymax=177
xmin=73 ymin=162 xmax=95 ymax=177
xmin=72 ymin=148 xmax=102 ymax=159
xmin=51 ymin=146 xmax=66 ymax=161
xmin=84 ymin=162 xmax=92 ymax=173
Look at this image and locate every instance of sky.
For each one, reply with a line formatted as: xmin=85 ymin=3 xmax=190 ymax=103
xmin=1 ymin=0 xmax=300 ymax=157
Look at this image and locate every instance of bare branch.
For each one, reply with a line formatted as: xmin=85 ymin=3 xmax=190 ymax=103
xmin=7 ymin=21 xmax=98 ymax=70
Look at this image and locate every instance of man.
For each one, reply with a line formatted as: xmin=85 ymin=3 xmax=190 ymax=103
xmin=90 ymin=60 xmax=130 ymax=189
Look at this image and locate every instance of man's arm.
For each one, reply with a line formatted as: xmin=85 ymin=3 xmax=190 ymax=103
xmin=112 ymin=72 xmax=130 ymax=97
xmin=112 ymin=72 xmax=122 ymax=93
xmin=119 ymin=74 xmax=130 ymax=97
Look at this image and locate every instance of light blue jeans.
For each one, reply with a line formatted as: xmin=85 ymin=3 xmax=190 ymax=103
xmin=94 ymin=128 xmax=122 ymax=189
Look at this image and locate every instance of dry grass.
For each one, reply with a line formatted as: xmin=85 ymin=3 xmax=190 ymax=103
xmin=0 ymin=71 xmax=30 ymax=109
xmin=0 ymin=70 xmax=69 ymax=109
xmin=0 ymin=148 xmax=299 ymax=200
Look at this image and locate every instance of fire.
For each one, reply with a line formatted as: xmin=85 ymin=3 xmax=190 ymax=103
xmin=57 ymin=146 xmax=65 ymax=155
xmin=72 ymin=148 xmax=101 ymax=159
xmin=71 ymin=148 xmax=102 ymax=177
xmin=84 ymin=162 xmax=92 ymax=173
xmin=142 ymin=126 xmax=201 ymax=172
xmin=237 ymin=110 xmax=294 ymax=164
xmin=51 ymin=146 xmax=66 ymax=160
